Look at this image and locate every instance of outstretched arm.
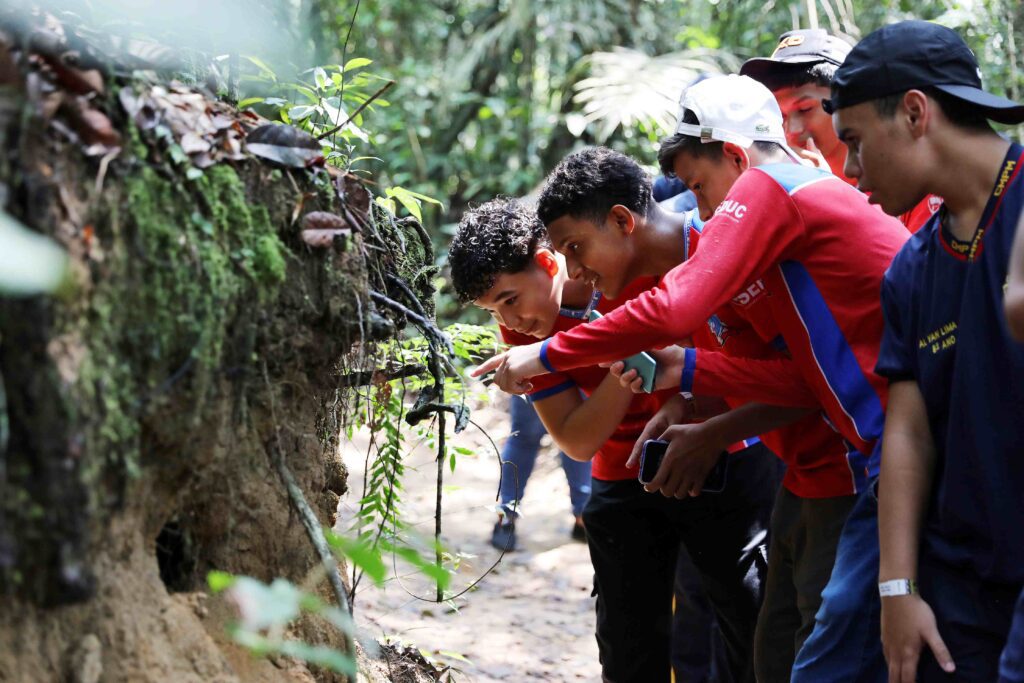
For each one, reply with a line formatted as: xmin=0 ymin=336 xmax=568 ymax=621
xmin=531 ymin=372 xmax=636 ymax=461
xmin=473 ymin=171 xmax=807 ymax=392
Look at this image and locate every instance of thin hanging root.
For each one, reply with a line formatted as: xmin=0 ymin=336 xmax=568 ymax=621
xmin=434 ymin=410 xmax=446 ymax=603
xmin=261 ymin=361 xmax=356 ymax=666
xmin=368 ymin=290 xmax=453 ymax=355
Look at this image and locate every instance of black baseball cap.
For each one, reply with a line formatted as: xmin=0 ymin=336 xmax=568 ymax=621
xmin=823 ymin=20 xmax=1024 ymax=124
xmin=740 ymin=29 xmax=851 ymax=84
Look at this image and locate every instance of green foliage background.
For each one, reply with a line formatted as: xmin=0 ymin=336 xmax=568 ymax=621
xmin=292 ymin=0 xmax=1024 ymax=323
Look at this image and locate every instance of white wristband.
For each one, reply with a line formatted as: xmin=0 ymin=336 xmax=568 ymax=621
xmin=878 ymin=578 xmax=917 ymax=597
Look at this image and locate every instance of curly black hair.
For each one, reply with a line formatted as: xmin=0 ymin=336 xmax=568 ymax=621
xmin=448 ymin=197 xmax=549 ymax=304
xmin=536 ymin=147 xmax=652 ymax=226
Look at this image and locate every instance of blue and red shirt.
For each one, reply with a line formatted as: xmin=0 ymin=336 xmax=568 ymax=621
xmin=541 ymin=163 xmax=909 ymax=463
xmin=876 ymin=142 xmax=1024 ymax=584
xmin=682 ymin=212 xmax=876 ymax=497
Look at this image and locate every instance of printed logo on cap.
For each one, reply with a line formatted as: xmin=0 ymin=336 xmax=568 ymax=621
xmin=774 ymin=34 xmax=805 ymax=53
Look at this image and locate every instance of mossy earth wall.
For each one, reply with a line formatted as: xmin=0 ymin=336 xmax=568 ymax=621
xmin=0 ymin=63 xmax=435 ymax=681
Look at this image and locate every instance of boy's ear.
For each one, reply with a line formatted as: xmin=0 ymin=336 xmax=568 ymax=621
xmin=722 ymin=142 xmax=749 ymax=172
xmin=609 ymin=205 xmax=636 ymax=235
xmin=903 ymin=89 xmax=929 ymax=137
xmin=534 ymin=248 xmax=560 ymax=277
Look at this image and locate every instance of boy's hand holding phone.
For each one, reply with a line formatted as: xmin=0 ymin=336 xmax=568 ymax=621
xmin=638 ymin=421 xmax=730 ymax=498
xmin=607 ymin=345 xmax=689 ymax=394
xmin=588 ymin=309 xmax=658 ymax=392
xmin=639 ymin=438 xmax=728 ymax=493
xmin=626 ymin=393 xmax=694 ymax=468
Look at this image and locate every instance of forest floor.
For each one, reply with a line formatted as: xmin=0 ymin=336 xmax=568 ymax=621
xmin=337 ymin=388 xmax=602 ymax=682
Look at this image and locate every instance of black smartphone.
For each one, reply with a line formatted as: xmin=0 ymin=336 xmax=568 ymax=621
xmin=639 ymin=439 xmax=729 ymax=493
xmin=638 ymin=439 xmax=668 ymax=485
xmin=701 ymin=453 xmax=729 ymax=494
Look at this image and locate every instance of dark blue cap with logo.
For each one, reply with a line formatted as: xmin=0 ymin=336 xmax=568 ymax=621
xmin=823 ymin=20 xmax=1024 ymax=124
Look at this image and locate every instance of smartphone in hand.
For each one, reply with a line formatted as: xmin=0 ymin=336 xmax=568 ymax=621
xmin=638 ymin=439 xmax=668 ymax=485
xmin=589 ymin=309 xmax=658 ymax=392
xmin=638 ymin=439 xmax=729 ymax=493
xmin=701 ymin=453 xmax=729 ymax=494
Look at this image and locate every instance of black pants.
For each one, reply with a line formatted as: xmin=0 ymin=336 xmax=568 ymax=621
xmin=582 ymin=443 xmax=777 ymax=683
xmin=918 ymin=550 xmax=1023 ymax=682
xmin=674 ymin=544 xmax=732 ymax=683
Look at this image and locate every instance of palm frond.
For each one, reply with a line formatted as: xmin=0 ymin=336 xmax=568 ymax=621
xmin=572 ymin=47 xmax=741 ymax=141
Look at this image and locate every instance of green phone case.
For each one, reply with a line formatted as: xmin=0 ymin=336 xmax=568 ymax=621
xmin=588 ymin=309 xmax=658 ymax=393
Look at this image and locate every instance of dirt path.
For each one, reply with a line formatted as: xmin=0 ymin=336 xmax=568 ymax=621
xmin=338 ymin=392 xmax=601 ymax=682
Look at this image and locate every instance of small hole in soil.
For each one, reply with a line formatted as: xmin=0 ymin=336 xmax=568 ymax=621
xmin=156 ymin=520 xmax=195 ymax=592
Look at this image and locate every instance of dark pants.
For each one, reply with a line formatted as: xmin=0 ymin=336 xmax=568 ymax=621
xmin=1000 ymin=588 xmax=1024 ymax=683
xmin=674 ymin=545 xmax=732 ymax=683
xmin=753 ymin=486 xmax=856 ymax=682
xmin=917 ymin=551 xmax=1022 ymax=682
xmin=583 ymin=443 xmax=776 ymax=683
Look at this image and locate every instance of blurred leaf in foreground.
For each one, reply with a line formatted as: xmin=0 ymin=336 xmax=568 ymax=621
xmin=0 ymin=211 xmax=68 ymax=296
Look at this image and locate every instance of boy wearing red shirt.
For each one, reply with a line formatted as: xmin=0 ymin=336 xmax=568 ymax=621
xmin=449 ymin=197 xmax=776 ymax=683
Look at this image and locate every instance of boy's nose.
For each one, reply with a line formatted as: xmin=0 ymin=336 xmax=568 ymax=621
xmin=566 ymin=257 xmax=584 ymax=280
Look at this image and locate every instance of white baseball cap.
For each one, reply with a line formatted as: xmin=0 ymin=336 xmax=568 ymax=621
xmin=674 ymin=74 xmax=801 ymax=160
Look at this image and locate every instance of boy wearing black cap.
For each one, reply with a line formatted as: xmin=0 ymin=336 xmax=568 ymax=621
xmin=741 ymin=29 xmax=855 ymax=183
xmin=742 ymin=28 xmax=942 ymax=232
xmin=792 ymin=19 xmax=1024 ymax=683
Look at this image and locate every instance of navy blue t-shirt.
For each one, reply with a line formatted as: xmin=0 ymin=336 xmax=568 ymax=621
xmin=876 ymin=142 xmax=1024 ymax=584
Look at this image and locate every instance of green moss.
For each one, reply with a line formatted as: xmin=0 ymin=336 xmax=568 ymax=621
xmin=377 ymin=213 xmax=437 ymax=316
xmin=254 ymin=234 xmax=287 ymax=285
xmin=124 ymin=112 xmax=149 ymax=162
xmin=79 ymin=161 xmax=290 ymax=485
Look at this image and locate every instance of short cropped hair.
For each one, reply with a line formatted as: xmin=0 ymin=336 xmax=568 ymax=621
xmin=756 ymin=61 xmax=838 ymax=92
xmin=657 ymin=109 xmax=784 ymax=176
xmin=537 ymin=147 xmax=652 ymax=226
xmin=872 ymin=87 xmax=991 ymax=132
xmin=448 ymin=197 xmax=548 ymax=304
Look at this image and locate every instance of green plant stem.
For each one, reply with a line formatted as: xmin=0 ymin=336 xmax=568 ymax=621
xmin=316 ymin=79 xmax=395 ymax=141
xmin=435 ymin=410 xmax=445 ymax=603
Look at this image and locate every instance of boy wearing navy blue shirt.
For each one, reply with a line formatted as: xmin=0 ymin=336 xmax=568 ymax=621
xmin=795 ymin=20 xmax=1024 ymax=682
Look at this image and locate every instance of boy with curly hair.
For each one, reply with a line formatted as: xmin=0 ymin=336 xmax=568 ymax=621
xmin=450 ymin=196 xmax=777 ymax=682
xmin=453 ymin=200 xmax=591 ymax=551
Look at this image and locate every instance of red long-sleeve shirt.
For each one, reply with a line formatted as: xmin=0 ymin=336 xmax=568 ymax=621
xmin=685 ymin=220 xmax=881 ymax=497
xmin=541 ymin=163 xmax=909 ymax=460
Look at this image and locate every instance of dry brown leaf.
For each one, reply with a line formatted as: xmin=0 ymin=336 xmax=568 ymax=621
xmin=180 ymin=131 xmax=211 ymax=155
xmin=66 ymin=97 xmax=121 ymax=147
